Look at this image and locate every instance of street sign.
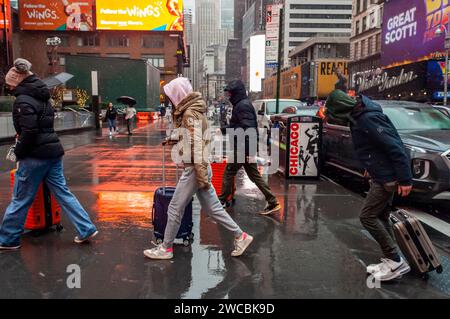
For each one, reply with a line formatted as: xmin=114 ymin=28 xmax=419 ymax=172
xmin=265 ymin=4 xmax=282 ymax=69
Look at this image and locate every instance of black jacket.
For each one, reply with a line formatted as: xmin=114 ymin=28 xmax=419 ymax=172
xmin=225 ymin=80 xmax=258 ymax=161
xmin=227 ymin=80 xmax=258 ymax=129
xmin=13 ymin=75 xmax=65 ymax=160
xmin=106 ymin=107 xmax=118 ymax=120
xmin=350 ymin=96 xmax=412 ymax=186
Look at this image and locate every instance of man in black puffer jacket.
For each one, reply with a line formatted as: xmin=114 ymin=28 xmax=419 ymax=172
xmin=219 ymin=80 xmax=280 ymax=215
xmin=0 ymin=59 xmax=98 ymax=251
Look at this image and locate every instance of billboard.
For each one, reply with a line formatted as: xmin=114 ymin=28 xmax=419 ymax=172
xmin=1 ymin=0 xmax=11 ymax=30
xmin=250 ymin=34 xmax=266 ymax=92
xmin=20 ymin=0 xmax=94 ymax=31
xmin=382 ymin=0 xmax=450 ymax=68
xmin=316 ymin=60 xmax=349 ymax=98
xmin=96 ymin=0 xmax=184 ymax=31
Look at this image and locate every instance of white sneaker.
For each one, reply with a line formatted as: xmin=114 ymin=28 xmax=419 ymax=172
xmin=144 ymin=245 xmax=174 ymax=260
xmin=367 ymin=258 xmax=390 ymax=274
xmin=373 ymin=257 xmax=411 ymax=282
xmin=231 ymin=233 xmax=254 ymax=257
xmin=74 ymin=231 xmax=99 ymax=244
xmin=0 ymin=244 xmax=21 ymax=251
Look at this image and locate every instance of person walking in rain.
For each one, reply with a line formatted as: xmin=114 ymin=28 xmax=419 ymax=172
xmin=326 ymin=74 xmax=413 ymax=282
xmin=125 ymin=104 xmax=137 ymax=135
xmin=105 ymin=102 xmax=118 ymax=136
xmin=0 ymin=58 xmax=98 ymax=251
xmin=219 ymin=80 xmax=281 ymax=215
xmin=144 ymin=77 xmax=254 ymax=260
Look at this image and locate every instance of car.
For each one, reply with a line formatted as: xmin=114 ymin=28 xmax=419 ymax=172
xmin=433 ymin=105 xmax=450 ymax=118
xmin=253 ymin=99 xmax=306 ymax=131
xmin=323 ymin=101 xmax=450 ymax=202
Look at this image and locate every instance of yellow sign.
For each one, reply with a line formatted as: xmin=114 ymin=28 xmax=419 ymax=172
xmin=96 ymin=0 xmax=184 ymax=31
xmin=317 ymin=60 xmax=349 ymax=98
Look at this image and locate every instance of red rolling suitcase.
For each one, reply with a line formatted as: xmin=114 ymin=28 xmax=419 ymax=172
xmin=10 ymin=170 xmax=63 ymax=232
xmin=211 ymin=160 xmax=235 ymax=204
xmin=390 ymin=210 xmax=443 ymax=276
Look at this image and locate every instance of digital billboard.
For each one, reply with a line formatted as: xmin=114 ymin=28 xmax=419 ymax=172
xmin=250 ymin=34 xmax=266 ymax=93
xmin=382 ymin=0 xmax=450 ymax=68
xmin=19 ymin=0 xmax=94 ymax=31
xmin=1 ymin=0 xmax=11 ymax=30
xmin=96 ymin=0 xmax=184 ymax=31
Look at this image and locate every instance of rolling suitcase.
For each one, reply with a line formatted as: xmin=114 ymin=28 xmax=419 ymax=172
xmin=390 ymin=210 xmax=443 ymax=276
xmin=10 ymin=170 xmax=63 ymax=233
xmin=152 ymin=144 xmax=194 ymax=247
xmin=211 ymin=159 xmax=236 ymax=205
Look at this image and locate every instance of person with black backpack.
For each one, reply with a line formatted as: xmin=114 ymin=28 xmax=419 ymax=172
xmin=0 ymin=59 xmax=98 ymax=251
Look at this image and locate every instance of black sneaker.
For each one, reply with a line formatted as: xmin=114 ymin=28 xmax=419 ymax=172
xmin=259 ymin=203 xmax=281 ymax=216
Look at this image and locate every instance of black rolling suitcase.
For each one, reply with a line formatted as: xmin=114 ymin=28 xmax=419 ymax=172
xmin=152 ymin=143 xmax=194 ymax=247
xmin=390 ymin=210 xmax=443 ymax=276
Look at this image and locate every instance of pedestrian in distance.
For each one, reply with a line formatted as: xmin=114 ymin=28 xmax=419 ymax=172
xmin=0 ymin=58 xmax=98 ymax=251
xmin=219 ymin=80 xmax=281 ymax=216
xmin=125 ymin=104 xmax=137 ymax=135
xmin=144 ymin=77 xmax=254 ymax=260
xmin=105 ymin=102 xmax=118 ymax=136
xmin=325 ymin=76 xmax=413 ymax=282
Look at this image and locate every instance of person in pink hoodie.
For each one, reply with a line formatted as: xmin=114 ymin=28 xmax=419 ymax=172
xmin=144 ymin=77 xmax=254 ymax=260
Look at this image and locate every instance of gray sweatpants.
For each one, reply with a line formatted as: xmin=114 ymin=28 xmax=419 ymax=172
xmin=163 ymin=166 xmax=243 ymax=248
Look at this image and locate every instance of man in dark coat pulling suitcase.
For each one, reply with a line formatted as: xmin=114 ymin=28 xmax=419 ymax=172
xmin=0 ymin=59 xmax=98 ymax=251
xmin=326 ymin=88 xmax=413 ymax=282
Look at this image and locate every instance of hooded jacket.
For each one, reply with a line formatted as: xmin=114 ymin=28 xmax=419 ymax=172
xmin=350 ymin=96 xmax=412 ymax=186
xmin=164 ymin=78 xmax=210 ymax=189
xmin=226 ymin=80 xmax=258 ymax=129
xmin=224 ymin=80 xmax=258 ymax=162
xmin=12 ymin=74 xmax=65 ymax=160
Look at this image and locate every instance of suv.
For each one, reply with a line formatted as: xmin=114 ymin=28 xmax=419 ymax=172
xmin=323 ymin=101 xmax=450 ymax=203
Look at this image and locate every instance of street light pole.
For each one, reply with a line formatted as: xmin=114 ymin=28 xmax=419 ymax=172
xmin=445 ymin=49 xmax=448 ymax=107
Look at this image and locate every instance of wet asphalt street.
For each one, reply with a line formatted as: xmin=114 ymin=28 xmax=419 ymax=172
xmin=0 ymin=120 xmax=449 ymax=299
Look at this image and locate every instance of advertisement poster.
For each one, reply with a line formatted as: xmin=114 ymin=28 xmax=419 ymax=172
xmin=288 ymin=121 xmax=320 ymax=178
xmin=96 ymin=0 xmax=184 ymax=31
xmin=316 ymin=60 xmax=348 ymax=98
xmin=20 ymin=0 xmax=94 ymax=31
xmin=0 ymin=0 xmax=11 ymax=30
xmin=382 ymin=0 xmax=450 ymax=68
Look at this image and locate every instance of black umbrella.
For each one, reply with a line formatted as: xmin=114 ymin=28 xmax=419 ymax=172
xmin=117 ymin=96 xmax=137 ymax=106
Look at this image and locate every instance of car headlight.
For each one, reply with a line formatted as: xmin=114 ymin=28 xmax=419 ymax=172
xmin=412 ymin=159 xmax=431 ymax=179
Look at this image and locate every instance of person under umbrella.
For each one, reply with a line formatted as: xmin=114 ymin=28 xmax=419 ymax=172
xmin=117 ymin=96 xmax=137 ymax=135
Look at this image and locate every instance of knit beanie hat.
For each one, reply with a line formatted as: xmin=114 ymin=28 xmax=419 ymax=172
xmin=5 ymin=58 xmax=33 ymax=89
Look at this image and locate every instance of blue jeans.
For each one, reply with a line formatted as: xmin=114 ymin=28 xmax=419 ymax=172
xmin=0 ymin=158 xmax=97 ymax=247
xmin=107 ymin=118 xmax=116 ymax=132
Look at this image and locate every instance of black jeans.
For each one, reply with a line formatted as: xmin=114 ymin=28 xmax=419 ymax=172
xmin=219 ymin=163 xmax=278 ymax=206
xmin=127 ymin=119 xmax=133 ymax=134
xmin=360 ymin=181 xmax=399 ymax=260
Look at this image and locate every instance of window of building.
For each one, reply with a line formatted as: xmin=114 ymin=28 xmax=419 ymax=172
xmin=141 ymin=36 xmax=164 ymax=48
xmin=368 ymin=37 xmax=372 ymax=55
xmin=142 ymin=55 xmax=165 ymax=68
xmin=106 ymin=54 xmax=130 ymax=58
xmin=376 ymin=33 xmax=381 ymax=52
xmin=354 ymin=42 xmax=359 ymax=60
xmin=355 ymin=21 xmax=360 ymax=35
xmin=77 ymin=35 xmax=99 ymax=47
xmin=59 ymin=36 xmax=70 ymax=47
xmin=363 ymin=0 xmax=368 ymax=11
xmin=290 ymin=4 xmax=352 ymax=10
xmin=356 ymin=0 xmax=361 ymax=14
xmin=362 ymin=17 xmax=367 ymax=32
xmin=369 ymin=12 xmax=376 ymax=28
xmin=289 ymin=23 xmax=351 ymax=29
xmin=108 ymin=35 xmax=130 ymax=47
xmin=290 ymin=13 xmax=351 ymax=20
xmin=361 ymin=39 xmax=366 ymax=57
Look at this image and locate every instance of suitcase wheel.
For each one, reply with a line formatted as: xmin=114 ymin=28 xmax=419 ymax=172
xmin=183 ymin=239 xmax=191 ymax=247
xmin=436 ymin=266 xmax=444 ymax=274
xmin=56 ymin=225 xmax=64 ymax=232
xmin=156 ymin=238 xmax=163 ymax=245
